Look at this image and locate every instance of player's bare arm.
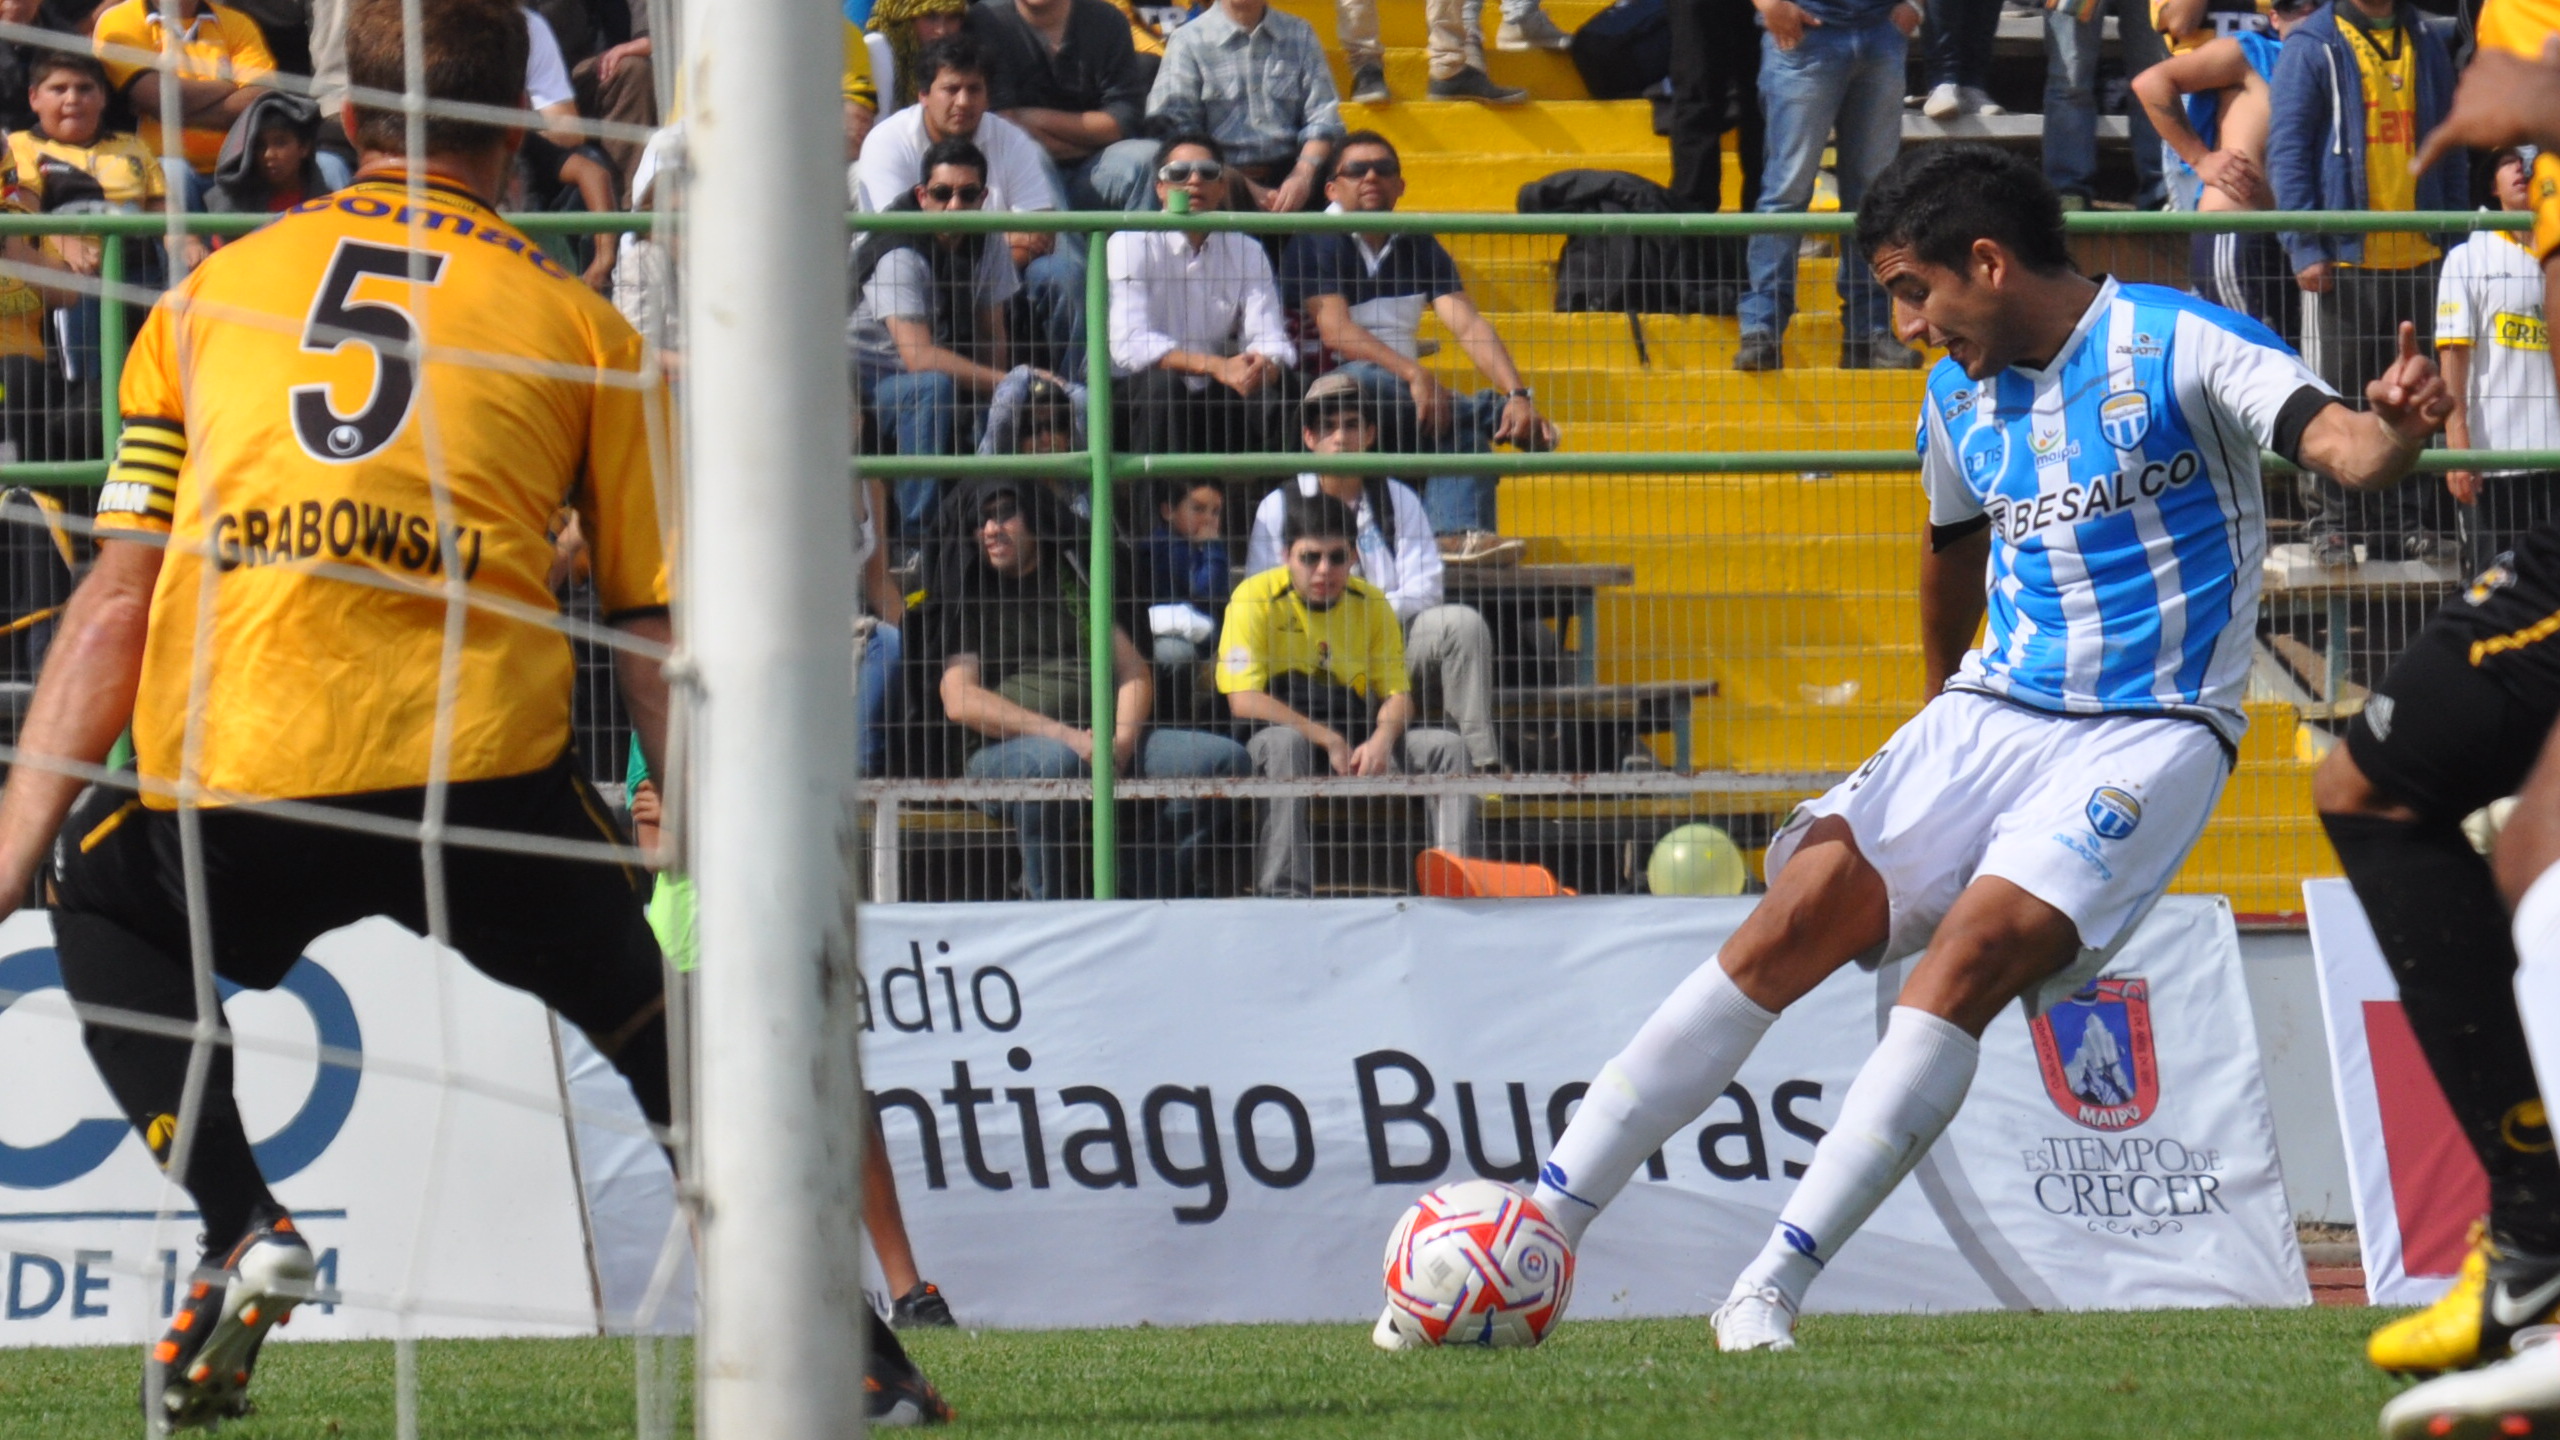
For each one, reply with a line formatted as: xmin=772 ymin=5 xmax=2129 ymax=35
xmin=614 ymin=611 xmax=672 ymax=788
xmin=0 ymin=538 xmax=160 ymax=919
xmin=1919 ymin=522 xmax=1990 ymax=694
xmin=2303 ymin=322 xmax=2453 ymax=490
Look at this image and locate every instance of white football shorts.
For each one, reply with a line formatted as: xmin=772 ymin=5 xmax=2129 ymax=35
xmin=1763 ymin=689 xmax=2232 ymax=1007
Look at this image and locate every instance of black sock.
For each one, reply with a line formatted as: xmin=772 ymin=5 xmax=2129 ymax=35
xmin=54 ymin=911 xmax=280 ymax=1258
xmin=2323 ymin=811 xmax=2560 ymax=1252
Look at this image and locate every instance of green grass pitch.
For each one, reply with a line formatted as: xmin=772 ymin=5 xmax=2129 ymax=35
xmin=0 ymin=1308 xmax=2411 ymax=1438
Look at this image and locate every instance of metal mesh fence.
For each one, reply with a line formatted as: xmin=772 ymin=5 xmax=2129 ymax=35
xmin=6 ymin=206 xmax=2546 ymax=921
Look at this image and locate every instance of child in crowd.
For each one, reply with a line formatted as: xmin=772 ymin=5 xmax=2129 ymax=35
xmin=1142 ymin=478 xmax=1231 ymax=664
xmin=7 ymin=51 xmax=164 ymax=280
xmin=204 ymin=92 xmax=334 ymax=216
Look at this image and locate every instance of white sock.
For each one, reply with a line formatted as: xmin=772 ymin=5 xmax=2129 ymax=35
xmin=1734 ymin=1006 xmax=1979 ymax=1310
xmin=1531 ymin=957 xmax=1777 ymax=1247
xmin=2513 ymin=863 xmax=2560 ymax=1108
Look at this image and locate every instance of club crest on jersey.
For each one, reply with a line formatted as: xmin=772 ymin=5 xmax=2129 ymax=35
xmin=2086 ymin=786 xmax=2141 ymax=840
xmin=2029 ymin=977 xmax=2159 ymax=1131
xmin=2099 ymin=389 xmax=2151 ymax=451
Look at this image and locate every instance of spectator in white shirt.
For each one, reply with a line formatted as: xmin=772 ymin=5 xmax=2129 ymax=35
xmin=1106 ymin=133 xmax=1297 ymax=456
xmin=2438 ymin=144 xmax=2560 ymax=575
xmin=1244 ymin=373 xmax=1500 ymax=768
xmin=855 ymin=35 xmax=1084 ymax=376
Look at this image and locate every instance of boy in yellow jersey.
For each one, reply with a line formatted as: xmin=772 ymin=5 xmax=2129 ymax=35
xmin=1218 ymin=488 xmax=1473 ymax=897
xmin=0 ymin=0 xmax=688 ymax=1429
xmin=2270 ymin=0 xmax=2465 ymax=566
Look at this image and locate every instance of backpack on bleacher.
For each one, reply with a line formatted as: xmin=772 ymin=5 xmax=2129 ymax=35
xmin=1567 ymin=0 xmax=1669 ymax=99
xmin=1516 ymin=169 xmax=1741 ymax=317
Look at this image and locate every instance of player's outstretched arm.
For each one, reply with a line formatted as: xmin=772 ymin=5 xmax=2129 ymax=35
xmin=2300 ymin=322 xmax=2454 ymax=491
xmin=0 ymin=539 xmax=162 ymax=919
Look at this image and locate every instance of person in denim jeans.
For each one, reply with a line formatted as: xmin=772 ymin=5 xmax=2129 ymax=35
xmin=2041 ymin=0 xmax=2170 ymax=209
xmin=937 ymin=479 xmax=1251 ymax=899
xmin=1733 ymin=0 xmax=1925 ymax=372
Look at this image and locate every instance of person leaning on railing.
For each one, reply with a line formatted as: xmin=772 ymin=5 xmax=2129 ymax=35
xmin=1219 ymin=490 xmax=1477 ymax=898
xmin=1278 ymin=129 xmax=1558 ymax=540
xmin=2269 ymin=0 xmax=2464 ymax=568
xmin=934 ymin=476 xmax=1251 ymax=900
xmin=1104 ymin=132 xmax=1299 ymax=454
xmin=850 ymin=135 xmax=1027 ymax=541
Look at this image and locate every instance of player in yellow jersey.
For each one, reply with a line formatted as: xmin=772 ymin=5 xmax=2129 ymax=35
xmin=0 ymin=0 xmax=945 ymax=1429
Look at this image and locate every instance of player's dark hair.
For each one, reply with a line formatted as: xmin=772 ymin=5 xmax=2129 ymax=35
xmin=918 ymin=136 xmax=988 ymax=188
xmin=914 ymin=33 xmax=986 ymax=91
xmin=25 ymin=51 xmax=106 ymax=96
xmin=1154 ymin=130 xmax=1225 ymax=171
xmin=1855 ymin=143 xmax=2073 ymax=277
xmin=346 ymin=0 xmax=529 ymax=157
xmin=1281 ymin=493 xmax=1357 ymax=549
xmin=1326 ymin=129 xmax=1398 ymax=184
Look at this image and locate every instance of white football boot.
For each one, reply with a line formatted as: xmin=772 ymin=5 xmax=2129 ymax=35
xmin=1373 ymin=1305 xmax=1419 ymax=1351
xmin=1711 ymin=1283 xmax=1799 ymax=1353
xmin=2381 ymin=1330 xmax=2560 ymax=1439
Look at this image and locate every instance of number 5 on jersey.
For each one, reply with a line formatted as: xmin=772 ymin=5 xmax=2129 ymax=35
xmin=291 ymin=239 xmax=448 ymax=464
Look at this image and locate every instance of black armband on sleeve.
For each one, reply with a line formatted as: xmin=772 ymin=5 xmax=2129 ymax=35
xmin=2272 ymin=386 xmax=2345 ymax=467
xmin=1929 ymin=515 xmax=1990 ymax=553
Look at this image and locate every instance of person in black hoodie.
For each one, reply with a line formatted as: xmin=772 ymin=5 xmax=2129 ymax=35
xmin=929 ymin=475 xmax=1249 ymax=899
xmin=203 ymin=90 xmax=333 ymax=215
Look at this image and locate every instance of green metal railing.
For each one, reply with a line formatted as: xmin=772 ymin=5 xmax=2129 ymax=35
xmin=10 ymin=205 xmax=2548 ymax=899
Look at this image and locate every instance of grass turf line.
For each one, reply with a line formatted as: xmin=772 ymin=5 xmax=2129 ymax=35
xmin=0 ymin=1308 xmax=2405 ymax=1438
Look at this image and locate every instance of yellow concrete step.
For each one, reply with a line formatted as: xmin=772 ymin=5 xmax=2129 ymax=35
xmin=1505 ymin=472 xmax=1926 ymax=536
xmin=1338 ymin=99 xmax=1664 ymax=155
xmin=1330 ymin=47 xmax=1590 ymax=104
xmin=1385 ymin=151 xmax=1673 ymax=210
xmin=1270 ymin=0 xmax=1619 ymax=58
xmin=1493 ymin=364 xmax=1928 ymax=413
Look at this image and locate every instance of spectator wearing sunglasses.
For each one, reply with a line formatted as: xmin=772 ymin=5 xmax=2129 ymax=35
xmin=1243 ymin=373 xmax=1502 ymax=770
xmin=1087 ymin=0 xmax=1341 ymax=212
xmin=850 ymin=136 xmax=1024 ymax=537
xmin=1218 ymin=489 xmax=1477 ymax=897
xmin=938 ymin=477 xmax=1252 ymax=899
xmin=856 ymin=35 xmax=1084 ymax=377
xmin=1280 ymin=130 xmax=1558 ymax=537
xmin=1105 ymin=133 xmax=1299 ymax=455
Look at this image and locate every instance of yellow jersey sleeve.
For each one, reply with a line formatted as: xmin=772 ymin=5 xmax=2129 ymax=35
xmin=1214 ymin=573 xmax=1276 ymax=694
xmin=2534 ymin=151 xmax=2560 ymax=265
xmin=91 ymin=0 xmax=150 ymax=92
xmin=574 ymin=322 xmax=670 ymax=619
xmin=95 ymin=296 xmax=186 ymax=538
xmin=843 ymin=21 xmax=878 ymax=111
xmin=2477 ymin=0 xmax=2560 ymax=60
xmin=217 ymin=4 xmax=275 ymax=81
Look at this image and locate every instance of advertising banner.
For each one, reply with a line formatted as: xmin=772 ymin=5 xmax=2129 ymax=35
xmin=2305 ymin=878 xmax=2483 ymax=1306
xmin=861 ymin=894 xmax=2308 ymax=1326
xmin=0 ymin=911 xmax=610 ymax=1346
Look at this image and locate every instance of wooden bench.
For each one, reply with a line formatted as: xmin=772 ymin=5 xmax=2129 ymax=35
xmin=1493 ymin=680 xmax=1720 ymax=771
xmin=1445 ymin=562 xmax=1635 ymax=687
xmin=2261 ymin=543 xmax=2465 ymax=716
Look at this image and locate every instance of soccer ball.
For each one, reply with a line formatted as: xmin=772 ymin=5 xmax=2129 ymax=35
xmin=1647 ymin=822 xmax=1747 ymax=896
xmin=1379 ymin=1180 xmax=1574 ymax=1348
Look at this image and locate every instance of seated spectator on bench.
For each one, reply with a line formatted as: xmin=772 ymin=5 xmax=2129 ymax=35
xmin=856 ymin=36 xmax=1080 ymax=376
xmin=1107 ymin=134 xmax=1297 ymax=454
xmin=1280 ymin=130 xmax=1558 ymax=537
xmin=1245 ymin=372 xmax=1499 ymax=770
xmin=1221 ymin=491 xmax=1476 ymax=897
xmin=969 ymin=0 xmax=1151 ymax=210
xmin=937 ymin=477 xmax=1251 ymax=899
xmin=1141 ymin=479 xmax=1230 ymax=663
xmin=1086 ymin=0 xmax=1341 ymax=211
xmin=850 ymin=136 xmax=1021 ymax=538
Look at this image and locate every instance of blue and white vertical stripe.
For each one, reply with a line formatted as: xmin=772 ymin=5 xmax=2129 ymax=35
xmin=1917 ymin=278 xmax=2325 ymax=744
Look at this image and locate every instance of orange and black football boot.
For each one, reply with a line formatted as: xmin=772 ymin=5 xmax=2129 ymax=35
xmin=147 ymin=1214 xmax=316 ymax=1432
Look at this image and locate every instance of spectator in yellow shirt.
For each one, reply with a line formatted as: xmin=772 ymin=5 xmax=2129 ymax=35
xmin=91 ymin=0 xmax=275 ymax=190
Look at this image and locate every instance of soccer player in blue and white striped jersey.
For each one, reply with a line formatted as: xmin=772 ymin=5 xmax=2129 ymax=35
xmin=1496 ymin=144 xmax=2450 ymax=1355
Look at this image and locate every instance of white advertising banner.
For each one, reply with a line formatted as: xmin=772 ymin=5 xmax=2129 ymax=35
xmin=2305 ymin=877 xmax=2479 ymax=1306
xmin=0 ymin=911 xmax=622 ymax=1347
xmin=861 ymin=894 xmax=2309 ymax=1326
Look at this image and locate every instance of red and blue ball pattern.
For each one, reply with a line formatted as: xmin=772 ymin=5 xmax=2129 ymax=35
xmin=1380 ymin=1179 xmax=1575 ymax=1348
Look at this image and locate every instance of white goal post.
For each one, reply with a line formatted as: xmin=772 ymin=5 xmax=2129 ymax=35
xmin=680 ymin=0 xmax=870 ymax=1434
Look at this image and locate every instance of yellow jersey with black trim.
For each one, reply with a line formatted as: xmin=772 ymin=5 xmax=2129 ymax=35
xmin=96 ymin=174 xmax=669 ymax=808
xmin=1215 ymin=567 xmax=1410 ymax=699
xmin=2477 ymin=0 xmax=2560 ymax=258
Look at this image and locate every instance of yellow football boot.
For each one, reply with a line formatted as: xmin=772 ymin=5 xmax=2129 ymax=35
xmin=2370 ymin=1222 xmax=2560 ymax=1376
